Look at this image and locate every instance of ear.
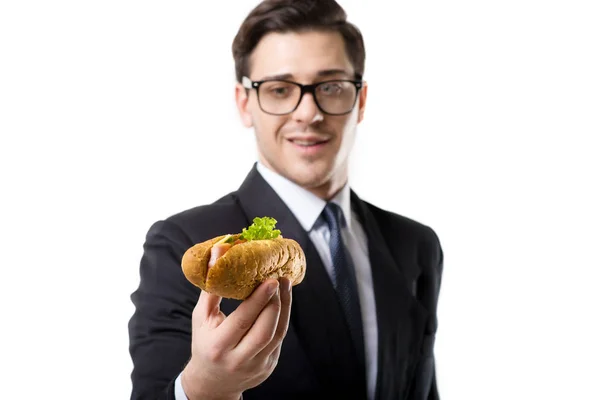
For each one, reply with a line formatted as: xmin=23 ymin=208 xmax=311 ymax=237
xmin=235 ymin=83 xmax=253 ymax=128
xmin=357 ymin=81 xmax=368 ymax=124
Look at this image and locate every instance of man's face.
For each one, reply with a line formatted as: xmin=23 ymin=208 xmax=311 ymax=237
xmin=236 ymin=30 xmax=367 ymax=194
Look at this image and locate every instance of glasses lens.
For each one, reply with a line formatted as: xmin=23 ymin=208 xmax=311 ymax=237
xmin=315 ymin=81 xmax=358 ymax=114
xmin=258 ymin=81 xmax=301 ymax=114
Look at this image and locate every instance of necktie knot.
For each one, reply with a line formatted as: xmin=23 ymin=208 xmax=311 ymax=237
xmin=321 ymin=202 xmax=346 ymax=232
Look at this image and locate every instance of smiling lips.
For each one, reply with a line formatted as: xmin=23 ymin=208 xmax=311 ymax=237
xmin=290 ymin=139 xmax=329 ymax=146
xmin=287 ymin=137 xmax=331 ymax=155
xmin=287 ymin=134 xmax=331 ymax=150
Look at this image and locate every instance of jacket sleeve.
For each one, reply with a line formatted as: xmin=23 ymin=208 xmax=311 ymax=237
xmin=428 ymin=240 xmax=444 ymax=400
xmin=428 ymin=364 xmax=440 ymax=400
xmin=413 ymin=228 xmax=444 ymax=400
xmin=128 ymin=220 xmax=199 ymax=400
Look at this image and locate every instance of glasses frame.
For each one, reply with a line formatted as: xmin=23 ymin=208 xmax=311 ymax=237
xmin=242 ymin=76 xmax=364 ymax=116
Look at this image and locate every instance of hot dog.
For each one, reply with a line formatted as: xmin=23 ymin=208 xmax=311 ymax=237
xmin=181 ymin=217 xmax=306 ymax=300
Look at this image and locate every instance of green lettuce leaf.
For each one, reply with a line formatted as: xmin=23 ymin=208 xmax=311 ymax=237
xmin=223 ymin=235 xmax=236 ymax=244
xmin=240 ymin=217 xmax=281 ymax=241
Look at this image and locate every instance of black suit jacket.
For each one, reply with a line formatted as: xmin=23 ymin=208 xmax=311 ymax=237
xmin=128 ymin=164 xmax=444 ymax=400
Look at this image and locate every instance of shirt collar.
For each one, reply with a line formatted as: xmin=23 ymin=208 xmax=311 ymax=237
xmin=256 ymin=161 xmax=352 ymax=231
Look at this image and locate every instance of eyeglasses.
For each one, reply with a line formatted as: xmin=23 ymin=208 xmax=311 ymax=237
xmin=242 ymin=76 xmax=363 ymax=116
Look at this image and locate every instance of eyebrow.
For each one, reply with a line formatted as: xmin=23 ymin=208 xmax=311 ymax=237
xmin=317 ymin=69 xmax=352 ymax=78
xmin=259 ymin=69 xmax=352 ymax=81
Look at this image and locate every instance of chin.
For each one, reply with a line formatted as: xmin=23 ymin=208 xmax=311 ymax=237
xmin=286 ymin=165 xmax=333 ymax=189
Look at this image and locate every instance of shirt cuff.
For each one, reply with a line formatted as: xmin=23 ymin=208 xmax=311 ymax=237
xmin=174 ymin=372 xmax=243 ymax=400
xmin=174 ymin=372 xmax=188 ymax=400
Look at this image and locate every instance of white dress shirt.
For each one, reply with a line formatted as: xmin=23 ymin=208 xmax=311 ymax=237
xmin=176 ymin=162 xmax=378 ymax=400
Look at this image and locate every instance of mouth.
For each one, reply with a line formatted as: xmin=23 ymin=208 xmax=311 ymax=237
xmin=287 ymin=138 xmax=331 ymax=147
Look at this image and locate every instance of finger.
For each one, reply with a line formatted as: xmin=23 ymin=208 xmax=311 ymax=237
xmin=266 ymin=343 xmax=283 ymax=370
xmin=194 ymin=289 xmax=223 ymax=326
xmin=256 ymin=277 xmax=292 ymax=358
xmin=215 ymin=279 xmax=279 ymax=349
xmin=233 ymin=283 xmax=282 ymax=359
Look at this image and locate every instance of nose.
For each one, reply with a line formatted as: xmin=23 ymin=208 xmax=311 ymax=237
xmin=291 ymin=92 xmax=324 ymax=124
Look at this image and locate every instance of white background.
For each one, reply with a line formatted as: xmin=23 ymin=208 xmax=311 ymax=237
xmin=1 ymin=0 xmax=599 ymax=399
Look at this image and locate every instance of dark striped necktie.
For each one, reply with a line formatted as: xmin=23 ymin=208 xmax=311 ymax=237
xmin=321 ymin=202 xmax=365 ymax=367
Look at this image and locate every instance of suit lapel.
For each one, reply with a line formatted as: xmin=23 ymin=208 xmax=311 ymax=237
xmin=351 ymin=191 xmax=430 ymax=400
xmin=236 ymin=165 xmax=366 ymax=395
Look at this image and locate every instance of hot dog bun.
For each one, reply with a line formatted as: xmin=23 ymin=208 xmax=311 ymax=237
xmin=181 ymin=234 xmax=306 ymax=300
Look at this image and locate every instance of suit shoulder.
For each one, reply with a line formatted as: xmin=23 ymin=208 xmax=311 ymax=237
xmin=151 ymin=192 xmax=249 ymax=244
xmin=364 ymin=201 xmax=444 ymax=274
xmin=167 ymin=192 xmax=239 ymax=224
xmin=364 ymin=201 xmax=440 ymax=243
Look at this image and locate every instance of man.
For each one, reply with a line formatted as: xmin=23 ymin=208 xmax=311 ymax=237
xmin=128 ymin=0 xmax=444 ymax=399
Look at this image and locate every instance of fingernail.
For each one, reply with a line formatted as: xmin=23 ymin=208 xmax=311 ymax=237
xmin=267 ymin=281 xmax=279 ymax=296
xmin=281 ymin=278 xmax=291 ymax=293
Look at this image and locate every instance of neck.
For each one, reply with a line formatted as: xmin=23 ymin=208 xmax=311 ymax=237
xmin=306 ymin=166 xmax=348 ymax=201
xmin=257 ymin=157 xmax=348 ymax=202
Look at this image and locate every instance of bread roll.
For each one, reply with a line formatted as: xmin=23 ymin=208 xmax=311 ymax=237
xmin=181 ymin=234 xmax=306 ymax=300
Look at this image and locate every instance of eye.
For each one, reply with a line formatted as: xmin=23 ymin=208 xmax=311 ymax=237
xmin=318 ymin=82 xmax=343 ymax=95
xmin=263 ymin=82 xmax=294 ymax=98
xmin=271 ymin=87 xmax=288 ymax=95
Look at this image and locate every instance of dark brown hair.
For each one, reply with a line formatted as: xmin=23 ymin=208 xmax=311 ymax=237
xmin=232 ymin=0 xmax=366 ymax=82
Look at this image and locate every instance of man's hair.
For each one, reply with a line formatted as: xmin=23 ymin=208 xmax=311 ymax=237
xmin=232 ymin=0 xmax=366 ymax=83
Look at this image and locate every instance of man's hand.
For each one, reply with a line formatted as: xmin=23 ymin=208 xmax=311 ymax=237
xmin=181 ymin=277 xmax=292 ymax=400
